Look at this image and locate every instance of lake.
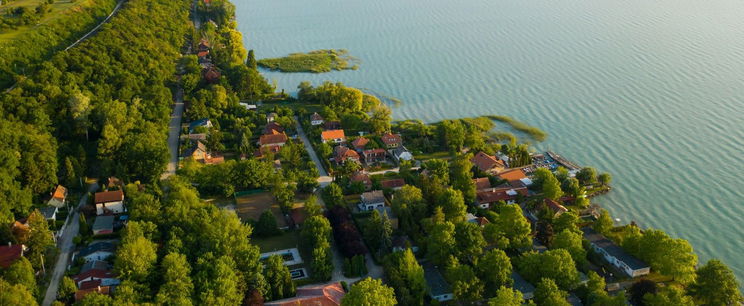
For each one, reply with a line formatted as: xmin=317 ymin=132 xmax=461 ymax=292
xmin=235 ymin=0 xmax=744 ymax=282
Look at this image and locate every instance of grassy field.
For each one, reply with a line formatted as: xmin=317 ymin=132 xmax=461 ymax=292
xmin=0 ymin=0 xmax=99 ymax=41
xmin=258 ymin=49 xmax=360 ymax=73
xmin=253 ymin=231 xmax=300 ymax=253
xmin=234 ymin=191 xmax=287 ymax=227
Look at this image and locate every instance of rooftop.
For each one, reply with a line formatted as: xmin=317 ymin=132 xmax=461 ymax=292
xmin=259 ymin=132 xmax=288 ymax=146
xmin=92 ymin=216 xmax=115 ymax=232
xmin=40 ymin=206 xmax=57 ymax=219
xmin=381 ymin=178 xmax=405 ymax=189
xmin=473 ymin=177 xmax=492 ymax=190
xmin=321 ymin=129 xmax=346 ymax=140
xmin=498 ymin=168 xmax=528 ymax=182
xmin=423 ymin=262 xmax=452 ymax=297
xmin=351 ymin=137 xmax=369 ymax=149
xmin=94 ymin=190 xmax=124 ymax=204
xmin=0 ymin=244 xmax=24 ymax=268
xmin=361 ymin=190 xmax=385 ymax=204
xmin=265 ymin=282 xmax=345 ymax=306
xmin=582 ymin=228 xmax=650 ymax=270
xmin=471 ymin=151 xmax=505 ymax=173
xmin=78 ymin=242 xmax=116 ymax=258
xmin=380 ymin=133 xmax=402 ymax=145
xmin=81 ymin=260 xmax=111 ymax=274
xmin=52 ymin=185 xmax=67 ymax=200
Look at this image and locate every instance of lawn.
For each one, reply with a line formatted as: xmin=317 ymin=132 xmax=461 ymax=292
xmin=413 ymin=150 xmax=452 ymax=161
xmin=234 ymin=191 xmax=287 ymax=228
xmin=253 ymin=231 xmax=301 ymax=253
xmin=0 ymin=0 xmax=100 ymax=41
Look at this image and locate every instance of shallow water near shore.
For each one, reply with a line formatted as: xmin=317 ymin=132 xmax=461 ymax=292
xmin=235 ymin=0 xmax=744 ymax=283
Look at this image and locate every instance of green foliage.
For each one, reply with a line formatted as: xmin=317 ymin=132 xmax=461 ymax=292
xmin=342 ymin=277 xmax=397 ymax=306
xmin=196 ymin=255 xmax=244 ymax=305
xmin=644 ymin=286 xmax=694 ymax=306
xmin=437 ymin=187 xmax=467 ymax=222
xmin=488 ymin=204 xmax=532 ymax=249
xmin=77 ymin=291 xmax=113 ymax=305
xmin=517 ymin=249 xmax=580 ymax=290
xmin=454 ymin=221 xmax=486 ymax=261
xmin=593 ymin=209 xmax=614 ymax=235
xmin=476 ymin=249 xmax=513 ymax=295
xmin=533 ymin=168 xmax=563 ymax=200
xmin=2 ymin=256 xmax=36 ymax=297
xmin=114 ymin=235 xmax=158 ymax=283
xmin=0 ymin=278 xmax=37 ymax=306
xmin=623 ymin=228 xmax=698 ymax=284
xmin=487 ymin=115 xmax=547 ymax=142
xmin=598 ymin=172 xmax=612 ymax=186
xmin=364 ymin=210 xmax=393 ymax=256
xmin=263 ymin=255 xmax=295 ymax=301
xmin=155 ymin=253 xmax=194 ymax=305
xmin=552 ymin=229 xmax=588 ymax=267
xmin=257 ymin=49 xmax=360 ymax=73
xmin=504 ymin=143 xmax=531 ymax=168
xmin=322 ymin=183 xmax=345 ymax=208
xmin=488 ymin=286 xmax=523 ymax=306
xmin=391 ymin=185 xmax=427 ymax=236
xmin=425 ymin=216 xmax=456 ymax=266
xmin=534 ymin=278 xmax=570 ymax=306
xmin=58 ymin=276 xmax=77 ymax=303
xmin=553 ymin=211 xmax=580 ymax=234
xmin=576 ymin=167 xmax=598 ymax=185
xmin=450 ymin=154 xmax=476 ymax=204
xmin=310 ymin=240 xmax=334 ymax=281
xmin=383 ymin=249 xmax=426 ymax=306
xmin=688 ymin=259 xmax=742 ymax=306
xmin=446 ymin=257 xmax=485 ymax=302
xmin=254 ymin=210 xmax=281 ymax=237
xmin=27 ymin=209 xmax=54 ymax=269
xmin=439 ymin=119 xmax=465 ymax=152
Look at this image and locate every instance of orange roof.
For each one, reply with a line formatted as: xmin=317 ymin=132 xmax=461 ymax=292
xmin=75 ymin=286 xmax=111 ymax=302
xmin=351 ymin=137 xmax=369 ymax=149
xmin=94 ymin=190 xmax=124 ymax=204
xmin=321 ymin=129 xmax=345 ymax=140
xmin=265 ymin=282 xmax=345 ymax=306
xmin=52 ymin=185 xmax=67 ymax=200
xmin=334 ymin=146 xmax=359 ymax=161
xmin=264 ymin=122 xmax=285 ymax=134
xmin=381 ymin=178 xmax=405 ymax=189
xmin=498 ymin=168 xmax=527 ymax=182
xmin=471 ymin=151 xmax=505 ymax=173
xmin=260 ymin=133 xmax=288 ymax=146
xmin=197 ymin=50 xmax=209 ymax=57
xmin=473 ymin=177 xmax=491 ymax=190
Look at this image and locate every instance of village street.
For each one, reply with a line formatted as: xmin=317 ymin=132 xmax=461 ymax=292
xmin=162 ymin=88 xmax=184 ymax=179
xmin=293 ymin=116 xmax=333 ymax=187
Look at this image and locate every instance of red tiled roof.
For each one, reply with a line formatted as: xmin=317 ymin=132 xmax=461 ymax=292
xmin=94 ymin=190 xmax=124 ymax=204
xmin=197 ymin=51 xmax=209 ymax=57
xmin=323 ymin=121 xmax=341 ymax=130
xmin=73 ymin=269 xmax=116 ymax=284
xmin=264 ymin=122 xmax=285 ymax=134
xmin=545 ymin=198 xmax=568 ymax=214
xmin=265 ymin=282 xmax=345 ymax=305
xmin=78 ymin=279 xmax=102 ymax=290
xmin=260 ymin=133 xmax=288 ymax=146
xmin=471 ymin=151 xmax=505 ymax=173
xmin=381 ymin=178 xmax=405 ymax=189
xmin=75 ymin=286 xmax=111 ymax=302
xmin=52 ymin=185 xmax=67 ymax=201
xmin=380 ymin=133 xmax=402 ymax=145
xmin=476 ymin=187 xmax=528 ymax=204
xmin=321 ymin=129 xmax=345 ymax=141
xmin=498 ymin=168 xmax=527 ymax=182
xmin=473 ymin=177 xmax=491 ymax=190
xmin=311 ymin=112 xmax=323 ymax=121
xmin=334 ymin=146 xmax=359 ymax=162
xmin=351 ymin=137 xmax=369 ymax=150
xmin=0 ymin=245 xmax=24 ymax=268
xmin=350 ymin=171 xmax=372 ymax=186
xmin=476 ymin=217 xmax=490 ymax=226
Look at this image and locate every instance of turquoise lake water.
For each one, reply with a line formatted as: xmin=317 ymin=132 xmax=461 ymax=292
xmin=235 ymin=0 xmax=744 ymax=282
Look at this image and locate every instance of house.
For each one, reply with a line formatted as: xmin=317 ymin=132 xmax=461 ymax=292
xmin=476 ymin=187 xmax=528 ymax=208
xmin=362 ymin=148 xmax=386 ymax=164
xmin=334 ymin=146 xmax=359 ymax=164
xmin=265 ymin=282 xmax=345 ymax=306
xmin=40 ymin=206 xmax=58 ymax=221
xmin=106 ymin=177 xmax=124 ymax=189
xmin=94 ymin=190 xmax=125 ymax=215
xmin=266 ymin=112 xmax=278 ymax=123
xmin=77 ymin=242 xmax=116 ymax=262
xmin=380 ymin=133 xmax=402 ymax=149
xmin=253 ymin=145 xmax=282 ymax=159
xmin=75 ymin=286 xmax=112 ymax=302
xmin=350 ymin=171 xmax=372 ymax=191
xmin=466 ymin=213 xmax=490 ymax=227
xmin=47 ymin=185 xmax=68 ymax=207
xmin=198 ymin=39 xmax=210 ymax=52
xmin=381 ymin=178 xmax=405 ymax=190
xmin=0 ymin=244 xmax=26 ymax=268
xmin=374 ymin=206 xmax=398 ymax=229
xmin=359 ymin=190 xmax=385 ymax=211
xmin=290 ymin=207 xmax=309 ymax=229
xmin=392 ymin=236 xmax=419 ymax=253
xmin=184 ymin=133 xmax=207 ymax=144
xmin=423 ymin=262 xmax=454 ymax=302
xmin=471 ymin=151 xmax=506 ymax=174
xmin=389 ymin=146 xmax=413 ymax=163
xmin=321 ymin=129 xmax=346 ymax=144
xmin=259 ymin=131 xmax=288 ymax=148
xmin=184 ymin=141 xmax=208 ymax=161
xmin=73 ymin=269 xmax=119 ymax=287
xmin=92 ymin=216 xmax=115 ymax=236
xmin=310 ymin=112 xmax=324 ymax=126
xmin=511 ymin=271 xmax=536 ymax=300
xmin=351 ymin=137 xmax=369 ymax=151
xmin=473 ymin=177 xmax=492 ymax=190
xmin=80 ymin=261 xmax=111 ymax=274
xmin=323 ymin=121 xmax=341 ymax=130
xmin=582 ymin=228 xmax=651 ymax=277
xmin=188 ymin=118 xmax=213 ymax=133
xmin=204 ymin=66 xmax=221 ymax=84
xmin=498 ymin=168 xmax=533 ymax=188
xmin=544 ymin=198 xmax=568 ymax=217
xmin=203 ymin=154 xmax=225 ymax=165
xmin=263 ymin=121 xmax=285 ymax=135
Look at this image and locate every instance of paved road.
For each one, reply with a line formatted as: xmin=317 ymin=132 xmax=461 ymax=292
xmin=42 ymin=183 xmax=98 ymax=306
xmin=293 ymin=116 xmax=332 ymax=186
xmin=161 ymin=88 xmax=184 ymax=180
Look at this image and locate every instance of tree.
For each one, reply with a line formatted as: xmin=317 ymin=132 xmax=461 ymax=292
xmin=370 ymin=104 xmax=392 ymax=133
xmin=0 ymin=279 xmax=36 ymax=306
xmin=438 ymin=188 xmax=467 ymax=222
xmin=383 ymin=249 xmax=426 ymax=306
xmin=593 ymin=209 xmax=614 ymax=235
xmin=552 ymin=229 xmax=587 ymax=267
xmin=688 ymin=259 xmax=742 ymax=306
xmin=422 ymin=159 xmax=450 ymax=183
xmin=310 ymin=240 xmax=333 ymax=281
xmin=634 ymin=229 xmax=697 ymax=284
xmin=364 ymin=210 xmax=393 ymax=255
xmin=476 ymin=249 xmax=512 ymax=294
xmin=247 ymin=49 xmax=257 ymax=69
xmin=114 ymin=236 xmax=157 ymax=283
xmin=561 ymin=177 xmax=582 ymax=198
xmin=77 ymin=292 xmax=113 ymax=306
xmin=254 ymin=210 xmax=281 ymax=237
xmin=644 ymin=286 xmax=694 ymax=306
xmin=156 ymin=253 xmax=194 ymax=306
xmin=440 ymin=120 xmax=465 ymax=152
xmin=304 ymin=195 xmax=322 ymax=217
xmin=488 ymin=286 xmax=523 ymax=306
xmin=322 ymin=183 xmax=345 ymax=208
xmin=534 ymin=278 xmax=570 ymax=306
xmin=517 ymin=249 xmax=579 ymax=289
xmin=630 ymin=279 xmax=657 ymax=306
xmin=450 ymin=154 xmax=476 ymax=203
xmin=598 ymin=172 xmax=612 ymax=186
xmin=273 ymin=181 xmax=296 ymax=214
xmin=582 ymin=271 xmax=607 ymax=306
xmin=58 ymin=276 xmax=77 ymax=303
xmin=537 ymin=168 xmax=563 ymax=200
xmin=342 ymin=277 xmax=397 ymax=306
xmin=301 ymin=215 xmax=332 ymax=248
xmin=553 ymin=211 xmax=580 ymax=234
xmin=454 ymin=221 xmax=486 ymax=261
xmin=263 ymin=255 xmax=295 ymax=301
xmin=26 ymin=209 xmax=54 ymax=270
xmin=3 ymin=257 xmax=36 ymax=297
xmin=196 ymin=255 xmax=244 ymax=305
xmin=391 ymin=185 xmax=426 ymax=235
xmin=68 ymin=90 xmax=91 ymax=140
xmin=576 ymin=167 xmax=597 ymax=185
xmin=446 ymin=258 xmax=485 ymax=302
xmin=591 ymin=291 xmax=627 ymax=306
xmin=537 ymin=220 xmax=555 ymax=247
xmin=426 ymin=219 xmax=456 ymax=266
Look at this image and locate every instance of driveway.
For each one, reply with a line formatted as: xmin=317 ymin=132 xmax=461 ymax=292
xmin=42 ymin=183 xmax=98 ymax=306
xmin=293 ymin=116 xmax=332 ymax=186
xmin=161 ymin=88 xmax=184 ymax=180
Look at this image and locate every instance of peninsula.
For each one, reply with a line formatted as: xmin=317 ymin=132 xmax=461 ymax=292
xmin=258 ymin=49 xmax=360 ymax=73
